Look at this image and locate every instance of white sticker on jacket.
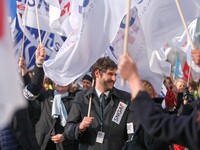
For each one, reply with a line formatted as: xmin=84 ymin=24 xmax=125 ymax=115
xmin=112 ymin=101 xmax=127 ymax=124
xmin=127 ymin=122 xmax=134 ymax=134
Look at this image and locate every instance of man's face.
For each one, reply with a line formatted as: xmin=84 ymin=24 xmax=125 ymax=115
xmin=98 ymin=68 xmax=117 ymax=91
xmin=82 ymin=80 xmax=92 ymax=90
xmin=176 ymin=81 xmax=186 ymax=91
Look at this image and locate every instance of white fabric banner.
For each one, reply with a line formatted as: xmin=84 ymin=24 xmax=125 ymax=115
xmin=44 ymin=0 xmax=134 ymax=86
xmin=21 ymin=0 xmax=51 ymax=31
xmin=172 ymin=18 xmax=200 ymax=73
xmin=46 ymin=0 xmax=72 ymax=36
xmin=12 ymin=13 xmax=66 ymax=70
xmin=0 ymin=0 xmax=26 ymax=129
xmin=135 ymin=0 xmax=200 ymax=72
xmin=106 ymin=7 xmax=169 ymax=93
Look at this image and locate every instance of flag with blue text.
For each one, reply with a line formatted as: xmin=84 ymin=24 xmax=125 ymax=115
xmin=12 ymin=12 xmax=66 ymax=70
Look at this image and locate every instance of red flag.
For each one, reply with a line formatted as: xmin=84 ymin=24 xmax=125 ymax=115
xmin=173 ymin=144 xmax=185 ymax=150
xmin=0 ymin=0 xmax=4 ymax=38
xmin=182 ymin=61 xmax=193 ymax=81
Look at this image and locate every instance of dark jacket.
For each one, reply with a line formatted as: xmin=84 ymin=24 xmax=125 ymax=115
xmin=125 ymin=101 xmax=170 ymax=150
xmin=35 ymin=90 xmax=78 ymax=150
xmin=6 ymin=65 xmax=44 ymax=150
xmin=131 ymin=91 xmax=200 ymax=150
xmin=64 ymin=87 xmax=131 ymax=150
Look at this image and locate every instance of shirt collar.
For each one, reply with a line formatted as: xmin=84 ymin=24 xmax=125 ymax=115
xmin=95 ymin=88 xmax=110 ymax=99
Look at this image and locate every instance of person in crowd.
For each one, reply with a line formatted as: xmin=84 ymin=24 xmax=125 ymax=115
xmin=34 ymin=81 xmax=79 ymax=150
xmin=163 ymin=76 xmax=173 ymax=90
xmin=43 ymin=77 xmax=54 ymax=91
xmin=118 ymin=53 xmax=200 ymax=150
xmin=19 ymin=48 xmax=78 ymax=150
xmin=173 ymin=79 xmax=187 ymax=114
xmin=63 ymin=56 xmax=131 ymax=150
xmin=81 ymin=74 xmax=93 ymax=90
xmin=124 ymin=80 xmax=170 ymax=150
xmin=188 ymin=80 xmax=198 ymax=100
xmin=19 ymin=57 xmax=43 ymax=129
xmin=174 ymin=79 xmax=186 ymax=93
xmin=71 ymin=82 xmax=81 ymax=93
xmin=164 ymin=86 xmax=178 ymax=115
xmin=0 ymin=44 xmax=46 ymax=150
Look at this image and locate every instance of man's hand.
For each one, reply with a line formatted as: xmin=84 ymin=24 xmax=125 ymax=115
xmin=79 ymin=117 xmax=94 ymax=133
xmin=118 ymin=54 xmax=143 ymax=99
xmin=35 ymin=44 xmax=46 ymax=67
xmin=51 ymin=134 xmax=65 ymax=143
xmin=18 ymin=57 xmax=28 ymax=76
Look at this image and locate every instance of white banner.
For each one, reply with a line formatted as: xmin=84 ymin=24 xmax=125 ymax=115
xmin=106 ymin=7 xmax=170 ymax=93
xmin=44 ymin=0 xmax=134 ymax=86
xmin=46 ymin=0 xmax=72 ymax=36
xmin=135 ymin=0 xmax=200 ymax=73
xmin=20 ymin=0 xmax=51 ymax=31
xmin=172 ymin=18 xmax=200 ymax=73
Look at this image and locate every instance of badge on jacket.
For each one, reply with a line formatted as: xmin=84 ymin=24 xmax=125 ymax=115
xmin=112 ymin=101 xmax=127 ymax=124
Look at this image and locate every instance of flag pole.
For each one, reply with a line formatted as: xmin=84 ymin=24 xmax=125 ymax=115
xmin=35 ymin=0 xmax=42 ymax=44
xmin=175 ymin=0 xmax=194 ymax=86
xmin=87 ymin=80 xmax=94 ymax=117
xmin=121 ymin=0 xmax=131 ymax=86
xmin=42 ymin=32 xmax=48 ymax=44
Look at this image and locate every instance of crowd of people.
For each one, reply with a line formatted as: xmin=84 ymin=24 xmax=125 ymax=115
xmin=0 ymin=43 xmax=200 ymax=150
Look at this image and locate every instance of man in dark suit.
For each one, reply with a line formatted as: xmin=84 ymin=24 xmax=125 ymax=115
xmin=64 ymin=56 xmax=131 ymax=150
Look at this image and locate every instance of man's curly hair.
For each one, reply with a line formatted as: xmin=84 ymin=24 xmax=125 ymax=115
xmin=91 ymin=56 xmax=117 ymax=81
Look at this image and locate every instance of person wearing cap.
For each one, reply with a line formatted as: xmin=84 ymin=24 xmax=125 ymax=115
xmin=82 ymin=74 xmax=93 ymax=90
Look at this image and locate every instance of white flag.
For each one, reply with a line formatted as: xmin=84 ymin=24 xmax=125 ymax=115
xmin=0 ymin=0 xmax=26 ymax=129
xmin=12 ymin=13 xmax=66 ymax=70
xmin=45 ymin=0 xmax=72 ymax=36
xmin=172 ymin=18 xmax=200 ymax=73
xmin=44 ymin=0 xmax=134 ymax=86
xmin=20 ymin=0 xmax=51 ymax=32
xmin=135 ymin=0 xmax=200 ymax=72
xmin=106 ymin=7 xmax=170 ymax=93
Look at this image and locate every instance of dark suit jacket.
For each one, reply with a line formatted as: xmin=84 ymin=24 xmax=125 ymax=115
xmin=64 ymin=87 xmax=131 ymax=150
xmin=131 ymin=91 xmax=200 ymax=150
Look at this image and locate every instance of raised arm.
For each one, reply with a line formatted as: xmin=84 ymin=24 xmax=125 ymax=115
xmin=23 ymin=44 xmax=46 ymax=100
xmin=118 ymin=54 xmax=200 ymax=149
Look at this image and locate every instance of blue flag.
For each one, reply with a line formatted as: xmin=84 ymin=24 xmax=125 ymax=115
xmin=174 ymin=56 xmax=183 ymax=79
